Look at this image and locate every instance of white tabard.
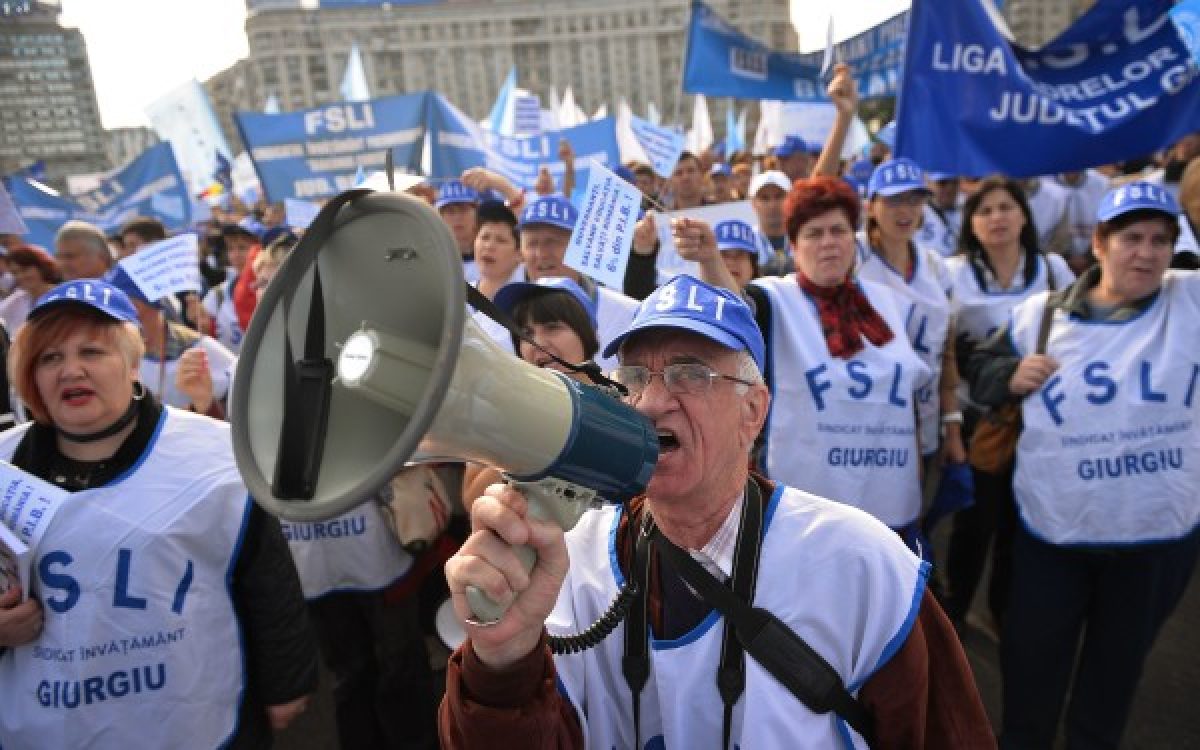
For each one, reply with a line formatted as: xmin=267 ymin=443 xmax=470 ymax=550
xmin=0 ymin=409 xmax=249 ymax=749
xmin=548 ymin=484 xmax=928 ymax=750
xmin=753 ymin=275 xmax=931 ymax=527
xmin=1011 ymin=273 xmax=1200 ymax=546
xmin=857 ymin=237 xmax=952 ymax=455
xmin=280 ymin=503 xmax=412 ymax=600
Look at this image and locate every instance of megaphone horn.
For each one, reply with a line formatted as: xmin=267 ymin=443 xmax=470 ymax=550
xmin=230 ymin=190 xmax=658 ymax=622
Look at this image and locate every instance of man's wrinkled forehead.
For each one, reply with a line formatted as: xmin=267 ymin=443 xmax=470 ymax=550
xmin=618 ymin=328 xmax=738 ymax=367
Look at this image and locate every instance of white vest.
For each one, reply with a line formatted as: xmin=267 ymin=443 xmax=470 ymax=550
xmin=548 ymin=485 xmax=928 ymax=749
xmin=201 ymin=278 xmax=244 ymax=355
xmin=915 ymin=204 xmax=961 ymax=258
xmin=280 ymin=504 xmax=412 ymax=600
xmin=857 ymin=238 xmax=953 ymax=455
xmin=1011 ymin=273 xmax=1200 ymax=545
xmin=0 ymin=409 xmax=248 ymax=749
xmin=1177 ymin=215 xmax=1198 ymax=257
xmin=753 ymin=276 xmax=931 ymax=527
xmin=595 ymin=286 xmax=639 ymax=373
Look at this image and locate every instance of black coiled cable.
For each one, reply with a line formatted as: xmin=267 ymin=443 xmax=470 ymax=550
xmin=547 ymin=578 xmax=639 ymax=655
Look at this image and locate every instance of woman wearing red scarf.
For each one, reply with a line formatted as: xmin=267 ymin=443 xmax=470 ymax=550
xmin=730 ymin=176 xmax=932 ymax=550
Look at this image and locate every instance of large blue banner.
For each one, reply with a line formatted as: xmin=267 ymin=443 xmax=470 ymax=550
xmin=797 ymin=11 xmax=909 ymax=100
xmin=426 ymin=94 xmax=620 ymax=204
xmin=896 ymin=0 xmax=1200 ymax=177
xmin=235 ymin=92 xmax=429 ymax=203
xmin=6 ymin=143 xmax=192 ymax=250
xmin=683 ymin=1 xmax=824 ymax=101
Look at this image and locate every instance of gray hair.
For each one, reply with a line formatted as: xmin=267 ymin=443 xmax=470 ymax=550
xmin=55 ymin=220 xmax=112 ymax=261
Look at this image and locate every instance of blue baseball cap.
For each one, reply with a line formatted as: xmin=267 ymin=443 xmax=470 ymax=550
xmin=774 ymin=136 xmax=811 ymax=159
xmin=927 ymin=172 xmax=958 ymax=183
xmin=603 ymin=275 xmax=765 ymax=371
xmin=436 ymin=180 xmax=481 ymax=209
xmin=519 ymin=195 xmax=578 ymax=232
xmin=868 ymin=158 xmax=932 ymax=199
xmin=29 ymin=279 xmax=140 ymax=324
xmin=714 ymin=219 xmax=758 ymax=257
xmin=493 ymin=276 xmax=597 ymax=329
xmin=710 ymin=162 xmax=732 ymax=178
xmin=1096 ymin=181 xmax=1181 ymax=222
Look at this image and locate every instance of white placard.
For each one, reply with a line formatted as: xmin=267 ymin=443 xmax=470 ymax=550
xmin=629 ymin=115 xmax=688 ymax=179
xmin=284 ymin=198 xmax=321 ymax=230
xmin=654 ymin=200 xmax=760 ymax=281
xmin=117 ymin=233 xmax=202 ymax=301
xmin=564 ymin=162 xmax=642 ymax=289
xmin=0 ymin=461 xmax=71 ymax=598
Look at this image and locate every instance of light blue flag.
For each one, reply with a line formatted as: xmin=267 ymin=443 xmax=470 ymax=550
xmin=1171 ymin=0 xmax=1200 ymax=65
xmin=629 ymin=115 xmax=687 ymax=179
xmin=486 ymin=67 xmax=517 ymax=134
xmin=896 ymin=0 xmax=1200 ymax=177
xmin=797 ymin=10 xmax=909 ymax=100
xmin=340 ymin=44 xmax=370 ymax=103
xmin=723 ymin=104 xmax=745 ymax=155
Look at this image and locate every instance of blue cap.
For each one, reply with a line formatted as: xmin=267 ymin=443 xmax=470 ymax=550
xmin=714 ymin=219 xmax=758 ymax=256
xmin=29 ymin=279 xmax=139 ymax=324
xmin=774 ymin=136 xmax=811 ymax=159
xmin=435 ymin=180 xmax=481 ymax=209
xmin=519 ymin=195 xmax=578 ymax=232
xmin=710 ymin=162 xmax=732 ymax=178
xmin=493 ymin=276 xmax=597 ymax=329
xmin=1096 ymin=181 xmax=1181 ymax=222
xmin=238 ymin=216 xmax=265 ymax=239
xmin=868 ymin=158 xmax=932 ymax=199
xmin=603 ymin=275 xmax=765 ymax=371
xmin=927 ymin=172 xmax=958 ymax=182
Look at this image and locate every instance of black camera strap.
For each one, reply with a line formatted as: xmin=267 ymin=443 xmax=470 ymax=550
xmin=623 ymin=478 xmax=876 ymax=747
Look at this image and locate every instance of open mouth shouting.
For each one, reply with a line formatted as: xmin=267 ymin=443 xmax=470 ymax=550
xmin=61 ymin=386 xmax=95 ymax=407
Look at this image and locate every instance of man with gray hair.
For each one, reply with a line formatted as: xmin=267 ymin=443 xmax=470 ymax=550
xmin=54 ymin=220 xmax=113 ymax=281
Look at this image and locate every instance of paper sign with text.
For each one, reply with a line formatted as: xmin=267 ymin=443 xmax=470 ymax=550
xmin=284 ymin=198 xmax=321 ymax=229
xmin=629 ymin=115 xmax=688 ymax=178
xmin=564 ymin=162 xmax=642 ymax=289
xmin=0 ymin=461 xmax=71 ymax=598
xmin=654 ymin=200 xmax=759 ymax=281
xmin=118 ymin=233 xmax=202 ymax=301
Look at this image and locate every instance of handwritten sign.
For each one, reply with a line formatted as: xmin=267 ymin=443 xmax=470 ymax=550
xmin=117 ymin=233 xmax=202 ymax=301
xmin=564 ymin=162 xmax=642 ymax=289
xmin=0 ymin=461 xmax=70 ymax=598
xmin=629 ymin=115 xmax=687 ymax=178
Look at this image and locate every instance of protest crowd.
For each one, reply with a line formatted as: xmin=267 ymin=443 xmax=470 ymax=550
xmin=1 ymin=0 xmax=1200 ymax=748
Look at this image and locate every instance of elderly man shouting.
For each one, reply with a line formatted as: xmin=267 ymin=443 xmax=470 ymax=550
xmin=441 ymin=275 xmax=993 ymax=749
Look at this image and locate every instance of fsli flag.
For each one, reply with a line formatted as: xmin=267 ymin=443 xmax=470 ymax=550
xmin=426 ymin=94 xmax=620 ymax=203
xmin=683 ymin=1 xmax=824 ymax=101
xmin=563 ymin=162 xmax=642 ymax=289
xmin=797 ymin=11 xmax=910 ymax=100
xmin=236 ymin=92 xmax=428 ymax=203
xmin=628 ymin=115 xmax=687 ymax=178
xmin=6 ymin=143 xmax=191 ymax=249
xmin=897 ymin=0 xmax=1200 ymax=177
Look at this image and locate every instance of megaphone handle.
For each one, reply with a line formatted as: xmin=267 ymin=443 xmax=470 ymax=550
xmin=465 ymin=478 xmax=596 ymax=625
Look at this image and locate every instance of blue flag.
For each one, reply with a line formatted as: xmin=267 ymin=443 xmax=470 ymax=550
xmin=426 ymin=94 xmax=620 ymax=205
xmin=7 ymin=143 xmax=191 ymax=249
xmin=213 ymin=151 xmax=233 ymax=191
xmin=797 ymin=11 xmax=910 ymax=100
xmin=683 ymin=1 xmax=824 ymax=101
xmin=1172 ymin=0 xmax=1200 ymax=65
xmin=896 ymin=0 xmax=1200 ymax=177
xmin=235 ymin=92 xmax=429 ymax=203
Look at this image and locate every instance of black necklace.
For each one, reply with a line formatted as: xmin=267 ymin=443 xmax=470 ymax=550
xmin=56 ymin=397 xmax=140 ymax=443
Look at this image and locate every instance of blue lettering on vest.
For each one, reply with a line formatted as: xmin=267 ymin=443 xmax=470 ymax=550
xmin=1083 ymin=362 xmax=1117 ymax=405
xmin=805 ymin=364 xmax=832 ymax=412
xmin=1041 ymin=374 xmax=1066 ymax=426
xmin=171 ymin=560 xmax=194 ymax=615
xmin=911 ymin=314 xmax=931 ymax=355
xmin=1185 ymin=364 xmax=1200 ymax=409
xmin=113 ymin=548 xmax=148 ymax=610
xmin=847 ymin=361 xmax=872 ymax=400
xmin=38 ymin=550 xmax=80 ymax=614
xmin=888 ymin=363 xmax=907 ymax=407
xmin=1140 ymin=360 xmax=1167 ymax=402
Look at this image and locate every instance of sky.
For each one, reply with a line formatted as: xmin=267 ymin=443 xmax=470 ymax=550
xmin=59 ymin=0 xmax=910 ymax=130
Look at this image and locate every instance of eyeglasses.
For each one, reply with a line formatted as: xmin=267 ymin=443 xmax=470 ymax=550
xmin=612 ymin=363 xmax=756 ymax=398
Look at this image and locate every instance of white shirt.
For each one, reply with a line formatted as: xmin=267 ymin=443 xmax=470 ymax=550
xmin=1025 ymin=178 xmax=1069 ymax=249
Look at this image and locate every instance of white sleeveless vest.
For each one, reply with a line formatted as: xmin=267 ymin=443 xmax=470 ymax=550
xmin=1011 ymin=273 xmax=1200 ymax=545
xmin=548 ymin=485 xmax=928 ymax=749
xmin=202 ymin=278 xmax=244 ymax=355
xmin=753 ymin=275 xmax=932 ymax=527
xmin=0 ymin=409 xmax=248 ymax=749
xmin=857 ymin=237 xmax=953 ymax=456
xmin=914 ymin=204 xmax=960 ymax=259
xmin=280 ymin=503 xmax=412 ymax=600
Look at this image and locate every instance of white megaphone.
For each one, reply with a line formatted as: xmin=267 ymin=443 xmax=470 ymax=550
xmin=230 ymin=189 xmax=657 ymax=623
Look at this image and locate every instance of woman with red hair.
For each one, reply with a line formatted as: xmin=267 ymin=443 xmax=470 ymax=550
xmin=0 ymin=245 xmax=61 ymax=333
xmin=745 ymin=176 xmax=933 ymax=548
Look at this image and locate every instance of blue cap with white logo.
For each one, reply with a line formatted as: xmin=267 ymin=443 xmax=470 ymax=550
xmin=1096 ymin=181 xmax=1181 ymax=222
xmin=714 ymin=220 xmax=759 ymax=257
xmin=493 ymin=276 xmax=598 ymax=329
xmin=868 ymin=158 xmax=932 ymax=199
xmin=436 ymin=180 xmax=481 ymax=209
xmin=710 ymin=162 xmax=732 ymax=178
xmin=774 ymin=136 xmax=811 ymax=159
xmin=29 ymin=279 xmax=140 ymax=325
xmin=519 ymin=195 xmax=578 ymax=232
xmin=603 ymin=275 xmax=765 ymax=371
